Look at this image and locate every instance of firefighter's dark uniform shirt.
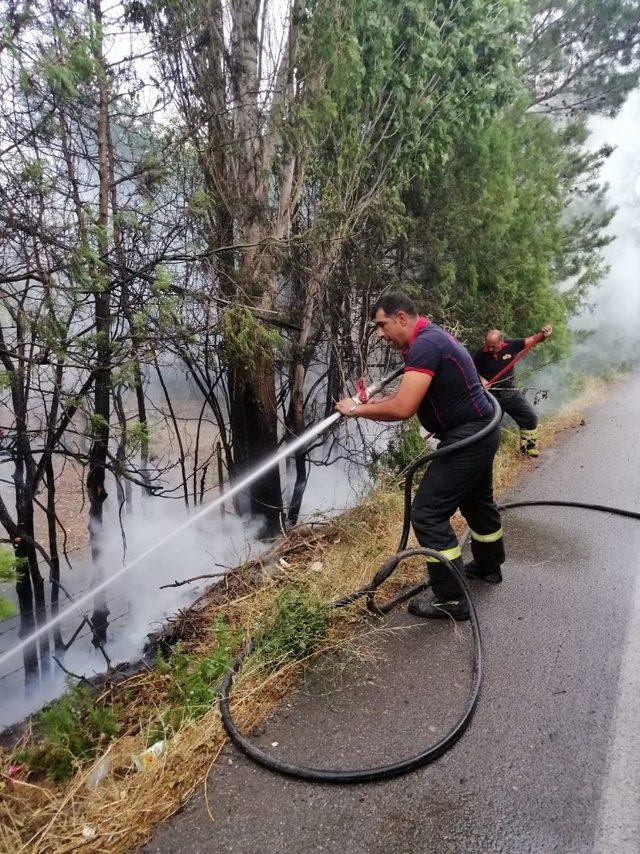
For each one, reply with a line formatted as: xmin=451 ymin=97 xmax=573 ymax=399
xmin=473 ymin=339 xmax=525 ymax=390
xmin=403 ymin=318 xmax=492 ymax=435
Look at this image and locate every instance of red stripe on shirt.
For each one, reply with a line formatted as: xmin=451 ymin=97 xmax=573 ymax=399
xmin=429 ymin=396 xmax=447 ymax=429
xmin=444 ymin=356 xmax=485 ymax=418
xmin=403 ymin=367 xmax=435 ymax=377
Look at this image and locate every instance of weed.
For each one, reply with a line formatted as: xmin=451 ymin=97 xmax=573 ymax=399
xmin=370 ymin=417 xmax=426 ymax=479
xmin=16 ymin=682 xmax=120 ymax=781
xmin=149 ymin=617 xmax=243 ymax=742
xmin=251 ymin=589 xmax=330 ymax=672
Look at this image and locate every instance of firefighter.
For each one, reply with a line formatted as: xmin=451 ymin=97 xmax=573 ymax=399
xmin=473 ymin=326 xmax=552 ymax=458
xmin=335 ymin=292 xmax=505 ymax=621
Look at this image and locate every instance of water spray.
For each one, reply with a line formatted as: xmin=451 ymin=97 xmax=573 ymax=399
xmin=0 ymin=367 xmax=403 ymax=670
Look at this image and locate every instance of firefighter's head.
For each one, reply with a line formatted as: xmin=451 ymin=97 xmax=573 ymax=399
xmin=484 ymin=329 xmax=504 ymax=353
xmin=370 ymin=292 xmax=419 ymax=349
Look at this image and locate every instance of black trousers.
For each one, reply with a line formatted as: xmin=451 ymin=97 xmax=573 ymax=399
xmin=493 ymin=388 xmax=538 ymax=431
xmin=410 ymin=419 xmax=504 ymax=600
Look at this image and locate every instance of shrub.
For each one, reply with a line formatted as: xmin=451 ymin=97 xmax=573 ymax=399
xmin=252 ymin=589 xmax=329 ymax=672
xmin=16 ymin=683 xmax=120 ymax=782
xmin=370 ymin=418 xmax=426 ymax=479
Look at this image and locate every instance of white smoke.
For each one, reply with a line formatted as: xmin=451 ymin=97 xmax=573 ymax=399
xmin=0 ymin=407 xmax=391 ymax=728
xmin=525 ymin=89 xmax=640 ymax=414
xmin=580 ymin=90 xmax=640 ymax=334
xmin=0 ymin=484 xmax=260 ymax=728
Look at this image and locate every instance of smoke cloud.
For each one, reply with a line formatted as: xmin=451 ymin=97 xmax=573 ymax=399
xmin=525 ymin=89 xmax=640 ymax=414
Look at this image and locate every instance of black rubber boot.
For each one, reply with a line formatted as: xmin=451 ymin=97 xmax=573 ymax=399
xmin=464 ymin=560 xmax=502 ymax=584
xmin=407 ymin=592 xmax=470 ymax=621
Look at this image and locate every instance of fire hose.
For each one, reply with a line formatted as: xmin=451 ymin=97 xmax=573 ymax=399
xmin=219 ymin=343 xmax=640 ymax=784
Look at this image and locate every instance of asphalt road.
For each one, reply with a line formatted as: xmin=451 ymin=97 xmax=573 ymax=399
xmin=145 ymin=375 xmax=640 ymax=854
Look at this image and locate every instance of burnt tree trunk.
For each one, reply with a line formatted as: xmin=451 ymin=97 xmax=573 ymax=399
xmin=286 ymin=250 xmax=340 ymax=524
xmin=13 ymin=535 xmax=38 ymax=684
xmin=228 ymin=354 xmax=283 ymax=535
xmin=45 ymin=458 xmax=64 ymax=651
xmin=86 ymin=0 xmax=111 ymax=645
xmin=17 ymin=492 xmax=50 ymax=678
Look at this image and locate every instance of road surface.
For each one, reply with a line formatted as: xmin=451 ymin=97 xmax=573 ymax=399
xmin=146 ymin=375 xmax=640 ymax=854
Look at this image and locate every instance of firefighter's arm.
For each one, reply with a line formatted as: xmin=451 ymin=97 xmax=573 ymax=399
xmin=335 ymin=372 xmax=431 ymax=422
xmin=524 ymin=324 xmax=552 ymax=347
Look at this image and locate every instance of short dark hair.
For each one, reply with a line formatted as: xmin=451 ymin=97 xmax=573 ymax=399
xmin=370 ymin=292 xmax=418 ymax=320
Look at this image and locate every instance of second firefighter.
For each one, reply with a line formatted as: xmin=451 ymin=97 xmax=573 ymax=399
xmin=473 ymin=325 xmax=552 ymax=458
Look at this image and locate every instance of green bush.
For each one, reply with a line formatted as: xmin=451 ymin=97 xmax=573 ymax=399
xmin=370 ymin=418 xmax=426 ymax=479
xmin=16 ymin=683 xmax=120 ymax=782
xmin=252 ymin=589 xmax=329 ymax=672
xmin=219 ymin=305 xmax=283 ymax=373
xmin=150 ymin=617 xmax=243 ymax=742
xmin=0 ymin=546 xmax=21 ymax=620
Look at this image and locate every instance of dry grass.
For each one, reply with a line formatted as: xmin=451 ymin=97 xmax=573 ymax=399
xmin=0 ymin=375 xmax=614 ymax=853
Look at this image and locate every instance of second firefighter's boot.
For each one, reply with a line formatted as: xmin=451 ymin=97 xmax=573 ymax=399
xmin=519 ymin=427 xmax=539 ymax=458
xmin=407 ymin=592 xmax=470 ymax=621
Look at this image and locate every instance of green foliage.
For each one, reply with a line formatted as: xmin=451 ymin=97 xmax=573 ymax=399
xmin=41 ymin=61 xmax=78 ymax=99
xmin=370 ymin=418 xmax=426 ymax=480
xmin=0 ymin=598 xmax=15 ymax=620
xmin=186 ymin=187 xmax=213 ymax=219
xmin=0 ymin=370 xmax=11 ymax=390
xmin=111 ymin=359 xmax=139 ymax=389
xmin=138 ymin=152 xmax=168 ymax=193
xmin=152 ymin=266 xmax=172 ymax=294
xmin=394 ymin=102 xmax=611 ymax=351
xmin=39 ymin=29 xmax=98 ymax=100
xmin=17 ymin=684 xmax=120 ymax=782
xmin=0 ymin=546 xmax=21 ymax=620
xmin=70 ymin=242 xmax=105 ymax=290
xmin=126 ymin=421 xmax=150 ymax=451
xmin=88 ymin=412 xmax=109 ymax=436
xmin=251 ymin=589 xmax=329 ymax=673
xmin=20 ymin=158 xmax=45 ymax=188
xmin=151 ymin=618 xmax=243 ymax=741
xmin=311 ymin=0 xmax=524 ymax=213
xmin=219 ymin=306 xmax=283 ymax=374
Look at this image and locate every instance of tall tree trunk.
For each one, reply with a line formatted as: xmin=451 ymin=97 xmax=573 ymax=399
xmin=13 ymin=534 xmax=38 ymax=684
xmin=86 ymin=0 xmax=111 ymax=644
xmin=45 ymin=459 xmax=64 ymax=650
xmin=133 ymin=360 xmax=152 ymax=496
xmin=17 ymin=493 xmax=50 ymax=678
xmin=229 ymin=354 xmax=283 ymax=535
xmin=0 ymin=312 xmax=49 ymax=683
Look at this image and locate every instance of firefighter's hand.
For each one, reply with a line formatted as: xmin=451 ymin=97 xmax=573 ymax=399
xmin=335 ymin=397 xmax=359 ymax=417
xmin=540 ymin=324 xmax=553 ymax=338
